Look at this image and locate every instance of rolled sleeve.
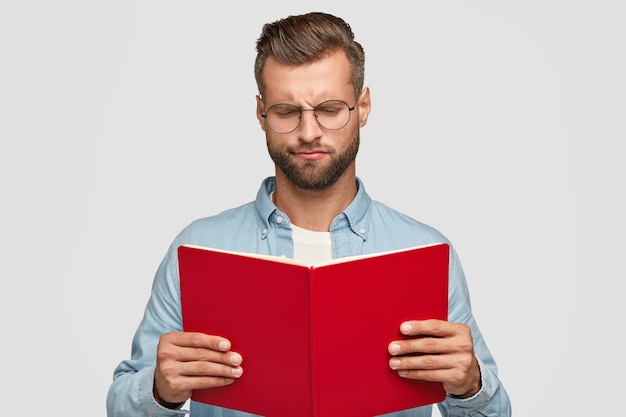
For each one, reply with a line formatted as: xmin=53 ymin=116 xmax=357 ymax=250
xmin=441 ymin=358 xmax=511 ymax=416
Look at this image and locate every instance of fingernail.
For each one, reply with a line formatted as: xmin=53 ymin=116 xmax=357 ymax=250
xmin=219 ymin=340 xmax=230 ymax=351
xmin=231 ymin=367 xmax=243 ymax=377
xmin=389 ymin=343 xmax=401 ymax=354
xmin=401 ymin=323 xmax=412 ymax=334
xmin=398 ymin=370 xmax=409 ymax=377
xmin=230 ymin=353 xmax=242 ymax=365
xmin=389 ymin=359 xmax=401 ymax=369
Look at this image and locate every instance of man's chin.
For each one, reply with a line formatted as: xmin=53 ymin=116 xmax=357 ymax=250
xmin=287 ymin=169 xmax=347 ymax=191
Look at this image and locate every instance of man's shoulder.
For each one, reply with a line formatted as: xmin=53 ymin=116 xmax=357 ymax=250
xmin=174 ymin=201 xmax=258 ymax=245
xmin=194 ymin=201 xmax=257 ymax=224
xmin=368 ymin=199 xmax=450 ymax=244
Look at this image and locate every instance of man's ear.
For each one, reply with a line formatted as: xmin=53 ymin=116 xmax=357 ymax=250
xmin=256 ymin=95 xmax=266 ymax=131
xmin=357 ymin=87 xmax=371 ymax=127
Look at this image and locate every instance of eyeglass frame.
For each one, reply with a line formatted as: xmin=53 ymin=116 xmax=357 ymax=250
xmin=260 ymin=99 xmax=356 ymax=134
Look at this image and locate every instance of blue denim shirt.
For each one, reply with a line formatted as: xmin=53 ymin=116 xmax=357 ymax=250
xmin=107 ymin=177 xmax=511 ymax=417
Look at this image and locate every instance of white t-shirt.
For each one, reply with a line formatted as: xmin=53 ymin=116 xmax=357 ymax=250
xmin=291 ymin=223 xmax=333 ymax=265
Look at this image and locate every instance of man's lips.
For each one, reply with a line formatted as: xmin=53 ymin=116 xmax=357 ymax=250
xmin=296 ymin=150 xmax=328 ymax=160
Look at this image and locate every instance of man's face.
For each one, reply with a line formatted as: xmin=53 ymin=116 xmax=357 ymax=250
xmin=256 ymin=50 xmax=370 ymax=190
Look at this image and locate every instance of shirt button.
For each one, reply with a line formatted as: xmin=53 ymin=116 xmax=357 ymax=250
xmin=359 ymin=228 xmax=366 ymax=235
xmin=262 ymin=228 xmax=268 ymax=235
xmin=276 ymin=216 xmax=283 ymax=224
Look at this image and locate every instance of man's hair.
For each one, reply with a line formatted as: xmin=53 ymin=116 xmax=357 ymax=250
xmin=254 ymin=12 xmax=365 ymax=99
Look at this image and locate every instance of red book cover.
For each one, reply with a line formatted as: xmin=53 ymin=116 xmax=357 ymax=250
xmin=178 ymin=242 xmax=449 ymax=417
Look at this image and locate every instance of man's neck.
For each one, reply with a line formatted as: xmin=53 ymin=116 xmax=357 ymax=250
xmin=273 ymin=173 xmax=357 ymax=232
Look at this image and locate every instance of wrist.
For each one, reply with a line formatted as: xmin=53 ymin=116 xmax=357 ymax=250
xmin=448 ymin=358 xmax=482 ymax=399
xmin=152 ymin=381 xmax=185 ymax=409
xmin=448 ymin=381 xmax=481 ymax=399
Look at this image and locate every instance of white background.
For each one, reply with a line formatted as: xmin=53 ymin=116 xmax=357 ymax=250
xmin=1 ymin=1 xmax=624 ymax=415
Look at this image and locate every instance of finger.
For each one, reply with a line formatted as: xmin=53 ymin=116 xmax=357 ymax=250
xmin=169 ymin=374 xmax=241 ymax=393
xmin=186 ymin=346 xmax=243 ymax=366
xmin=399 ymin=319 xmax=456 ymax=337
xmin=155 ymin=369 xmax=241 ymax=404
xmin=159 ymin=332 xmax=243 ymax=365
xmin=390 ymin=355 xmax=478 ymax=395
xmin=160 ymin=341 xmax=243 ymax=367
xmin=389 ymin=351 xmax=460 ymax=372
xmin=181 ymin=375 xmax=239 ymax=389
xmin=164 ymin=331 xmax=233 ymax=352
xmin=388 ymin=336 xmax=448 ymax=356
xmin=395 ymin=368 xmax=450 ymax=383
xmin=177 ymin=359 xmax=244 ymax=379
xmin=389 ymin=355 xmax=455 ymax=383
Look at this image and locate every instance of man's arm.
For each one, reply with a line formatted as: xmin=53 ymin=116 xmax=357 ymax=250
xmin=388 ymin=246 xmax=511 ymax=416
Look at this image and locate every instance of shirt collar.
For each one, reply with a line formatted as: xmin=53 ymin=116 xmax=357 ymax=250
xmin=254 ymin=176 xmax=371 ymax=241
xmin=331 ymin=177 xmax=371 ymax=240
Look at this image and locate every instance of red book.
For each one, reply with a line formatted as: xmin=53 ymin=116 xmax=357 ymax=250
xmin=178 ymin=242 xmax=449 ymax=417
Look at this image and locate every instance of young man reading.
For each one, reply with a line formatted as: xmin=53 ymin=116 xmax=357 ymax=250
xmin=107 ymin=12 xmax=511 ymax=417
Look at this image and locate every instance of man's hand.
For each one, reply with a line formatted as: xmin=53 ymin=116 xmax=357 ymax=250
xmin=388 ymin=319 xmax=481 ymax=398
xmin=153 ymin=332 xmax=243 ymax=407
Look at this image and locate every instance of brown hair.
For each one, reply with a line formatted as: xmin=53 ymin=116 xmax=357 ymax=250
xmin=254 ymin=12 xmax=365 ymax=99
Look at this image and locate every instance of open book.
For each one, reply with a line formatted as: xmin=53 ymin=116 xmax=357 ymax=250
xmin=178 ymin=242 xmax=449 ymax=417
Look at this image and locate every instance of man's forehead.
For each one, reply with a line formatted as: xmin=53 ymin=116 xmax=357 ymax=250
xmin=261 ymin=51 xmax=353 ymax=101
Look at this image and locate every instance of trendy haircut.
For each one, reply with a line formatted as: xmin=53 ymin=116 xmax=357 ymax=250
xmin=254 ymin=12 xmax=365 ymax=100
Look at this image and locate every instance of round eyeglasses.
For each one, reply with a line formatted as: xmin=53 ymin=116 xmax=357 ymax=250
xmin=261 ymin=100 xmax=356 ymax=134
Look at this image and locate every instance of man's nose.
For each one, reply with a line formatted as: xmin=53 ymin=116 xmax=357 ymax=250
xmin=298 ymin=109 xmax=322 ymax=139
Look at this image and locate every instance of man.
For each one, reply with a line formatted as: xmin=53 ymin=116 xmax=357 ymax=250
xmin=107 ymin=11 xmax=511 ymax=417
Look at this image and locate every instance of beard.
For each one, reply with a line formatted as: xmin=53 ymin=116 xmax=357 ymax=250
xmin=267 ymin=132 xmax=360 ymax=191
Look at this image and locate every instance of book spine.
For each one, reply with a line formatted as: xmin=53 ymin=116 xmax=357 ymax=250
xmin=309 ymin=267 xmax=320 ymax=416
